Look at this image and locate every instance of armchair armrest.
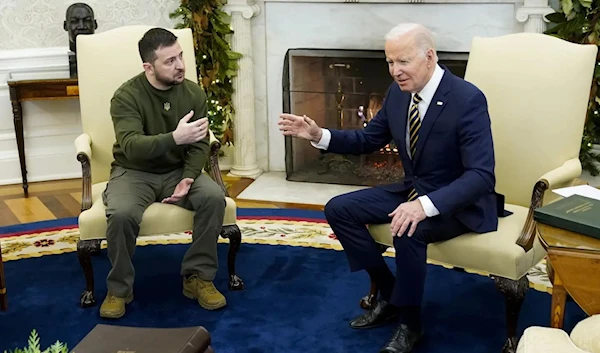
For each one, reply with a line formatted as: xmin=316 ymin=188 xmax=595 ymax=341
xmin=539 ymin=158 xmax=582 ymax=189
xmin=517 ymin=158 xmax=582 ymax=251
xmin=570 ymin=314 xmax=600 ymax=353
xmin=74 ymin=133 xmax=92 ymax=212
xmin=207 ymin=130 xmax=230 ymax=197
xmin=516 ymin=326 xmax=589 ymax=353
xmin=75 ymin=133 xmax=92 ymax=159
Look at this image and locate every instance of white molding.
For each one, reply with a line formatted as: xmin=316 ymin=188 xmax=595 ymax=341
xmin=0 ymin=145 xmax=81 ymax=186
xmin=0 ymin=46 xmax=78 ymax=186
xmin=0 ymin=125 xmax=82 ymax=141
xmin=0 ymin=47 xmax=70 ymax=61
xmin=0 ymin=46 xmax=70 ymax=92
xmin=219 ymin=160 xmax=233 ymax=171
xmin=0 ymin=145 xmax=74 ymax=161
xmin=515 ymin=0 xmax=553 ymax=33
xmin=224 ymin=3 xmax=261 ymax=18
xmin=0 ymin=173 xmax=81 ymax=186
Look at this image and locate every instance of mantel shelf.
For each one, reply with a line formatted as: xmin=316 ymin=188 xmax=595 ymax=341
xmin=261 ymin=0 xmax=522 ymax=4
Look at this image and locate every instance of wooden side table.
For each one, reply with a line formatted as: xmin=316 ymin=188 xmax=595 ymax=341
xmin=537 ymin=223 xmax=600 ymax=329
xmin=7 ymin=78 xmax=79 ymax=197
xmin=0 ymin=240 xmax=7 ymax=311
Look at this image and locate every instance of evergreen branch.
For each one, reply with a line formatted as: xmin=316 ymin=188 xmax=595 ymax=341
xmin=545 ymin=0 xmax=600 ymax=175
xmin=171 ymin=0 xmax=242 ymax=146
xmin=4 ymin=330 xmax=68 ymax=353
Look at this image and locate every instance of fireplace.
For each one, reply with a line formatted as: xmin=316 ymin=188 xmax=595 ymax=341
xmin=282 ymin=48 xmax=468 ymax=186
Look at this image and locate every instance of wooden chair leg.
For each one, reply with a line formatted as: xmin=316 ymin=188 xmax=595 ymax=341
xmin=221 ymin=225 xmax=244 ymax=291
xmin=77 ymin=239 xmax=101 ymax=308
xmin=0 ymin=244 xmax=7 ymax=311
xmin=360 ymin=276 xmax=379 ymax=310
xmin=359 ymin=244 xmax=389 ymax=310
xmin=495 ymin=276 xmax=529 ymax=353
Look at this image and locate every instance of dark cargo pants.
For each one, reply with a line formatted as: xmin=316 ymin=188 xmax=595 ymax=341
xmin=102 ymin=165 xmax=226 ymax=298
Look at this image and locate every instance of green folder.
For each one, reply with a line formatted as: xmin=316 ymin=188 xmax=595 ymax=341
xmin=533 ymin=194 xmax=600 ymax=240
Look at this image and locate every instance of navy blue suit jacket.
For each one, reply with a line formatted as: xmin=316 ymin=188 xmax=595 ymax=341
xmin=325 ymin=69 xmax=502 ymax=234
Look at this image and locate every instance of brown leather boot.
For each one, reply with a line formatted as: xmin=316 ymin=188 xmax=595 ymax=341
xmin=99 ymin=292 xmax=134 ymax=319
xmin=183 ymin=275 xmax=226 ymax=310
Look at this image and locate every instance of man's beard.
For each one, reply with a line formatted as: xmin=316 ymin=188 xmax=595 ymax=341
xmin=155 ymin=70 xmax=184 ymax=87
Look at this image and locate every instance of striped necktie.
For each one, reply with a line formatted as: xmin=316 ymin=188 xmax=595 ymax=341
xmin=407 ymin=93 xmax=422 ymax=202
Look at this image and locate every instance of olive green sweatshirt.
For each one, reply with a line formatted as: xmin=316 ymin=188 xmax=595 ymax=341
xmin=109 ymin=72 xmax=210 ymax=180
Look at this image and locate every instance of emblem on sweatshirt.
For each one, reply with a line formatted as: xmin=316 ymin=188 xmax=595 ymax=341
xmin=164 ymin=102 xmax=171 ymax=111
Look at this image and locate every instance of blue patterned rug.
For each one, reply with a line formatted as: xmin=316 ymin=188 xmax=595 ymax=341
xmin=0 ymin=208 xmax=584 ymax=352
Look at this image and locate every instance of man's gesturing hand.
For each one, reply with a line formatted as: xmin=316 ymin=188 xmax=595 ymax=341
xmin=278 ymin=113 xmax=322 ymax=143
xmin=161 ymin=178 xmax=194 ymax=204
xmin=172 ymin=110 xmax=209 ymax=145
xmin=388 ymin=200 xmax=427 ymax=237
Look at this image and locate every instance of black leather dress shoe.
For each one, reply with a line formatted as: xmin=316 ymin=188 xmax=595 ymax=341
xmin=379 ymin=324 xmax=423 ymax=353
xmin=349 ymin=300 xmax=399 ymax=329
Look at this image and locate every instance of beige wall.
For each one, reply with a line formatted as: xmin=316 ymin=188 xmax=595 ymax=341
xmin=0 ymin=0 xmax=181 ymax=50
xmin=0 ymin=0 xmax=186 ymax=185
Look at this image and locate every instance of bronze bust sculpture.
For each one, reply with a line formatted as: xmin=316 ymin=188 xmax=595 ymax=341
xmin=64 ymin=3 xmax=98 ymax=77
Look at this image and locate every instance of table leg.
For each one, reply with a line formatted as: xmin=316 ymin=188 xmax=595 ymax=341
xmin=547 ymin=259 xmax=555 ymax=284
xmin=0 ymin=241 xmax=7 ymax=311
xmin=9 ymin=86 xmax=28 ymax=197
xmin=551 ymin=271 xmax=567 ymax=329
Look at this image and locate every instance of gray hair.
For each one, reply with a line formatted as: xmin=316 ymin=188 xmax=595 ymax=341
xmin=385 ymin=23 xmax=438 ymax=62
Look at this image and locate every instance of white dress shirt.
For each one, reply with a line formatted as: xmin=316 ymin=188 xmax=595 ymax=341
xmin=311 ymin=64 xmax=445 ymax=217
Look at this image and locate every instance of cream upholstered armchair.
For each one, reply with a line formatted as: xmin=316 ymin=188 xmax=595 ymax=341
xmin=516 ymin=315 xmax=600 ymax=353
xmin=73 ymin=25 xmax=244 ymax=308
xmin=366 ymin=33 xmax=597 ymax=352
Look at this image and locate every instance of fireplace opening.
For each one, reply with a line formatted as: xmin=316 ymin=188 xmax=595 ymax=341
xmin=282 ymin=49 xmax=468 ymax=187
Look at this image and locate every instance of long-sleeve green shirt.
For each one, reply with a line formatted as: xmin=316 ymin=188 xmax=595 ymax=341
xmin=109 ymin=72 xmax=210 ymax=181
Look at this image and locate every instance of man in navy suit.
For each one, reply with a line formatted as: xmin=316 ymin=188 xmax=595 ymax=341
xmin=278 ymin=23 xmax=499 ymax=352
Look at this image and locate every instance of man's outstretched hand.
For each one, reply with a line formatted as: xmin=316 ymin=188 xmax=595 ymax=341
xmin=162 ymin=178 xmax=194 ymax=204
xmin=172 ymin=110 xmax=209 ymax=145
xmin=278 ymin=113 xmax=322 ymax=143
xmin=389 ymin=200 xmax=426 ymax=237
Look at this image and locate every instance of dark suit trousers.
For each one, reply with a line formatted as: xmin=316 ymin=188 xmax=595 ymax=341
xmin=324 ymin=187 xmax=469 ymax=308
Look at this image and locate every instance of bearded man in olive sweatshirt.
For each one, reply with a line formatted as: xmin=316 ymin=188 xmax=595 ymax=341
xmin=99 ymin=28 xmax=227 ymax=319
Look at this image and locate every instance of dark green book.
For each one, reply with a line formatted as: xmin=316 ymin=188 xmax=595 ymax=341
xmin=534 ymin=194 xmax=600 ymax=240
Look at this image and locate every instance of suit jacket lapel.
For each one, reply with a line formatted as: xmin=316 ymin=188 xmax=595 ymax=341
xmin=413 ymin=71 xmax=452 ymax=165
xmin=397 ymin=92 xmax=411 ymax=163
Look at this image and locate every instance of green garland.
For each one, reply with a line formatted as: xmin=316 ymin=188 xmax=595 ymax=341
xmin=545 ymin=0 xmax=600 ymax=175
xmin=170 ymin=0 xmax=242 ymax=145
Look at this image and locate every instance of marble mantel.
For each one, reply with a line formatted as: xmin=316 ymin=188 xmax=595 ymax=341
xmin=263 ymin=0 xmax=520 ymax=2
xmin=229 ymin=0 xmax=554 ymax=174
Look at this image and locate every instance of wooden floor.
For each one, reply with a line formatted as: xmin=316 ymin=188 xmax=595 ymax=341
xmin=0 ymin=173 xmax=323 ymax=227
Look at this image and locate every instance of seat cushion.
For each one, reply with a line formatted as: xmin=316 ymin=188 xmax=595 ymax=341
xmin=78 ymin=182 xmax=237 ymax=241
xmin=367 ymin=204 xmax=546 ymax=280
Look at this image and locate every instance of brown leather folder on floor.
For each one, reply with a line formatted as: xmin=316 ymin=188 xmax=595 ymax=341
xmin=71 ymin=324 xmax=213 ymax=353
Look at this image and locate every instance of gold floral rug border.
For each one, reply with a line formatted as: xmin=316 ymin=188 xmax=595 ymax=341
xmin=0 ymin=218 xmax=552 ymax=294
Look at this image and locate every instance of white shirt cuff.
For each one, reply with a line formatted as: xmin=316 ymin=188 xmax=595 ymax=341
xmin=418 ymin=196 xmax=440 ymax=217
xmin=310 ymin=128 xmax=331 ymax=150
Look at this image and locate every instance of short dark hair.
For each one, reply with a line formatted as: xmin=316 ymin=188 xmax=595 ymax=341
xmin=66 ymin=2 xmax=94 ymax=18
xmin=138 ymin=28 xmax=178 ymax=63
